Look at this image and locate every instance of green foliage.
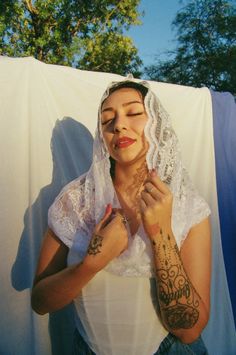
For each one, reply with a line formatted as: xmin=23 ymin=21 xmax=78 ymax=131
xmin=77 ymin=32 xmax=142 ymax=76
xmin=0 ymin=0 xmax=142 ymax=75
xmin=145 ymin=0 xmax=236 ymax=94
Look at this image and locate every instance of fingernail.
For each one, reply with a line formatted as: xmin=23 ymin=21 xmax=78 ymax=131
xmin=151 ymin=168 xmax=157 ymax=176
xmin=105 ymin=204 xmax=112 ymax=214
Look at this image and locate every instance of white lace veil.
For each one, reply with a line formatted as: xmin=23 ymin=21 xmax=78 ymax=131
xmin=83 ymin=78 xmax=210 ymax=244
xmin=48 ymin=78 xmax=210 ymax=264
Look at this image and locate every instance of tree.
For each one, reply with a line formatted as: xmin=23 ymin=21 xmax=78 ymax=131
xmin=0 ymin=0 xmax=142 ymax=76
xmin=145 ymin=0 xmax=236 ymax=95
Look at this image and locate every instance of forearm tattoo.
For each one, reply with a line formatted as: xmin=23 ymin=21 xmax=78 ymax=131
xmin=87 ymin=234 xmax=103 ymax=256
xmin=152 ymin=229 xmax=200 ymax=330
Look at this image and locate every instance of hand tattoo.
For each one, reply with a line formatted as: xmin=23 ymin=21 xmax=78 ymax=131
xmin=87 ymin=234 xmax=103 ymax=256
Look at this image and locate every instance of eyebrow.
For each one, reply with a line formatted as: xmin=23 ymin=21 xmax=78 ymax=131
xmin=101 ymin=100 xmax=143 ymax=113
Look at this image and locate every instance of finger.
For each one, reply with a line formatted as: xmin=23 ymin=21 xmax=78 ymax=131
xmin=139 ymin=198 xmax=147 ymax=214
xmin=145 ymin=182 xmax=164 ymax=200
xmin=112 ymin=212 xmax=128 ymax=228
xmin=141 ymin=190 xmax=156 ymax=206
xmin=111 ymin=208 xmax=123 ymax=219
xmin=98 ymin=204 xmax=113 ymax=229
xmin=110 ymin=208 xmax=130 ymax=226
xmin=146 ymin=169 xmax=170 ymax=194
xmin=105 ymin=204 xmax=113 ymax=216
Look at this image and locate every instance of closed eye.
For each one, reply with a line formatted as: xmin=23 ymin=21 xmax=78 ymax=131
xmin=101 ymin=112 xmax=144 ymax=125
xmin=127 ymin=112 xmax=144 ymax=116
xmin=101 ymin=118 xmax=115 ymax=125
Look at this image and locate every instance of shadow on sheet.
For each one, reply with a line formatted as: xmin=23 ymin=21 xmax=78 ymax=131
xmin=11 ymin=117 xmax=93 ymax=355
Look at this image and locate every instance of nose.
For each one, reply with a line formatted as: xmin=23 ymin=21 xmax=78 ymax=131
xmin=113 ymin=112 xmax=127 ymax=133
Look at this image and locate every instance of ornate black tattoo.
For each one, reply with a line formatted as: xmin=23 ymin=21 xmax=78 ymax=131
xmin=163 ymin=304 xmax=199 ymax=329
xmin=158 ymin=265 xmax=191 ymax=306
xmin=87 ymin=234 xmax=103 ymax=256
xmin=153 ymin=230 xmax=200 ymax=330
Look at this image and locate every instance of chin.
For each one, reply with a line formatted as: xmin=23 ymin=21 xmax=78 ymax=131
xmin=114 ymin=152 xmax=147 ymax=166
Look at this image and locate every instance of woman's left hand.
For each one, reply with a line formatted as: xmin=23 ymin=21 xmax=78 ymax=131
xmin=140 ymin=169 xmax=173 ymax=239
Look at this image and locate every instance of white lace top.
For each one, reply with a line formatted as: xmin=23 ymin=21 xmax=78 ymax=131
xmin=49 ymin=176 xmax=210 ymax=277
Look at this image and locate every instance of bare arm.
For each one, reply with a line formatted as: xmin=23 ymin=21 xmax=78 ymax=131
xmin=31 ymin=228 xmax=97 ymax=314
xmin=151 ymin=218 xmax=211 ymax=343
xmin=31 ymin=206 xmax=128 ymax=315
xmin=140 ymin=170 xmax=211 ymax=343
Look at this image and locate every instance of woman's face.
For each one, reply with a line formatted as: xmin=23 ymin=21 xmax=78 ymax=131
xmin=101 ymin=87 xmax=149 ymax=166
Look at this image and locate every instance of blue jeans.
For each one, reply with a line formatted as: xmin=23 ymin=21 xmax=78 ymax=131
xmin=155 ymin=333 xmax=208 ymax=354
xmin=73 ymin=329 xmax=208 ymax=355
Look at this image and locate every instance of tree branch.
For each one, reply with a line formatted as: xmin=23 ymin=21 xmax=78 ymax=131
xmin=23 ymin=0 xmax=39 ymax=15
xmin=70 ymin=20 xmax=82 ymax=36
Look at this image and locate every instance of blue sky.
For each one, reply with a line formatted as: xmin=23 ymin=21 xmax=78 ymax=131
xmin=127 ymin=0 xmax=183 ymax=68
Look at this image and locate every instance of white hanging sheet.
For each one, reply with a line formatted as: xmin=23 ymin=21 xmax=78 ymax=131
xmin=0 ymin=56 xmax=235 ymax=355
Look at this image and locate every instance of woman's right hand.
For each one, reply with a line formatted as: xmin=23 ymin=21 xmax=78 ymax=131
xmin=83 ymin=204 xmax=129 ymax=273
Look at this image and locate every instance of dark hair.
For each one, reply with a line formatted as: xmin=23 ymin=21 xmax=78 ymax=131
xmin=109 ymin=156 xmax=116 ymax=179
xmin=107 ymin=81 xmax=148 ymax=179
xmin=108 ymin=80 xmax=148 ymax=100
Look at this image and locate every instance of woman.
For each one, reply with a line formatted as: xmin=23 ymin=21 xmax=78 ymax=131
xmin=31 ymin=80 xmax=211 ymax=354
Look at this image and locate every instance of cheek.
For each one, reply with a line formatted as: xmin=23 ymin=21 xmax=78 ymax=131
xmin=135 ymin=119 xmax=148 ymax=137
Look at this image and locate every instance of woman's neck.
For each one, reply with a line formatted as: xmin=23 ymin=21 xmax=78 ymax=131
xmin=113 ymin=159 xmax=148 ymax=197
xmin=113 ymin=160 xmax=148 ymax=235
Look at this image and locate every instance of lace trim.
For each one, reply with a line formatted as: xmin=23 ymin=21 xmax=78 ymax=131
xmin=48 ymin=175 xmax=96 ymax=248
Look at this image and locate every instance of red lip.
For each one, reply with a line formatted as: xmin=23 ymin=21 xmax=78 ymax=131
xmin=115 ymin=137 xmax=136 ymax=149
